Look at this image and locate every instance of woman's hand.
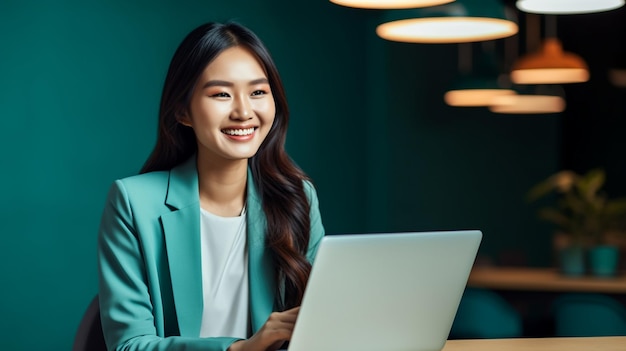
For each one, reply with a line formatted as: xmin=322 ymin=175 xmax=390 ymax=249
xmin=229 ymin=307 xmax=300 ymax=351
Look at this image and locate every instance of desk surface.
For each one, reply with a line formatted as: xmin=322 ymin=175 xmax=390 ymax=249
xmin=443 ymin=336 xmax=626 ymax=351
xmin=468 ymin=266 xmax=626 ymax=293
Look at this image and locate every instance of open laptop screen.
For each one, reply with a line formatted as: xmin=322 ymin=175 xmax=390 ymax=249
xmin=287 ymin=230 xmax=482 ymax=351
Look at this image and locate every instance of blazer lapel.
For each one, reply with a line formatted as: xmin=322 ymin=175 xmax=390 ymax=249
xmin=161 ymin=156 xmax=204 ymax=337
xmin=246 ymin=169 xmax=277 ymax=332
xmin=161 ymin=158 xmax=277 ymax=336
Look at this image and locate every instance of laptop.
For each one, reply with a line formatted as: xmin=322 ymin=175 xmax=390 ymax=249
xmin=286 ymin=230 xmax=482 ymax=351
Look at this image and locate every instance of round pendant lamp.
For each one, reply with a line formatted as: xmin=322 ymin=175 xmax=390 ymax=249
xmin=510 ymin=38 xmax=589 ymax=84
xmin=490 ymin=94 xmax=565 ymax=113
xmin=329 ymin=0 xmax=455 ymax=9
xmin=445 ymin=84 xmax=516 ymax=106
xmin=489 ymin=85 xmax=566 ymax=114
xmin=445 ymin=43 xmax=516 ymax=107
xmin=376 ymin=0 xmax=519 ymax=44
xmin=516 ymin=0 xmax=625 ymax=15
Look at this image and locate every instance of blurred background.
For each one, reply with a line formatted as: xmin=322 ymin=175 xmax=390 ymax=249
xmin=1 ymin=0 xmax=625 ymax=349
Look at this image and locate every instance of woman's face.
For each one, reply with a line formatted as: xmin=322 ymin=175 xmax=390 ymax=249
xmin=181 ymin=46 xmax=276 ymax=163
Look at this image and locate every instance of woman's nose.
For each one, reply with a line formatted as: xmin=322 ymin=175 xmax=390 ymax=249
xmin=232 ymin=95 xmax=253 ymax=120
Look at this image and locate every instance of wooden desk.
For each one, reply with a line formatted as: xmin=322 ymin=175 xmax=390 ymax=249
xmin=443 ymin=336 xmax=626 ymax=351
xmin=468 ymin=266 xmax=626 ymax=293
xmin=464 ymin=267 xmax=626 ymax=337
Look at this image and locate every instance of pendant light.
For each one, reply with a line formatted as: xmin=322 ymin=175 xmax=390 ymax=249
xmin=516 ymin=0 xmax=625 ymax=15
xmin=489 ymin=85 xmax=566 ymax=114
xmin=510 ymin=15 xmax=589 ymax=84
xmin=376 ymin=0 xmax=518 ymax=44
xmin=510 ymin=38 xmax=589 ymax=84
xmin=329 ymin=0 xmax=454 ymax=9
xmin=489 ymin=94 xmax=565 ymax=114
xmin=445 ymin=79 xmax=516 ymax=106
xmin=488 ymin=20 xmax=567 ymax=115
xmin=444 ymin=42 xmax=515 ymax=107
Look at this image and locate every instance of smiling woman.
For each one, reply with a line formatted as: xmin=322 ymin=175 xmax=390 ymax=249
xmin=96 ymin=22 xmax=325 ymax=351
xmin=178 ymin=46 xmax=276 ymax=169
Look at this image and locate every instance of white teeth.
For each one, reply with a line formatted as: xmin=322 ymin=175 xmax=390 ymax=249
xmin=222 ymin=128 xmax=254 ymax=136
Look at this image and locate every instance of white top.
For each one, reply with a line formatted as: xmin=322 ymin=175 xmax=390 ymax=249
xmin=199 ymin=207 xmax=249 ymax=338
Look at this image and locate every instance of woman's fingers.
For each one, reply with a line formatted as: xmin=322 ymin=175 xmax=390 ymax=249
xmin=228 ymin=307 xmax=302 ymax=351
xmin=268 ymin=307 xmax=300 ymax=324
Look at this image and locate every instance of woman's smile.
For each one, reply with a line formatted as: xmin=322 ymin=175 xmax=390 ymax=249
xmin=221 ymin=127 xmax=257 ymax=137
xmin=221 ymin=126 xmax=258 ymax=141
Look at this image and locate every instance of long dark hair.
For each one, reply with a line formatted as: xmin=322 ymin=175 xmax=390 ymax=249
xmin=141 ymin=22 xmax=312 ymax=309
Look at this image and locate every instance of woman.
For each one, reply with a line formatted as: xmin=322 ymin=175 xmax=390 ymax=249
xmin=97 ymin=22 xmax=325 ymax=351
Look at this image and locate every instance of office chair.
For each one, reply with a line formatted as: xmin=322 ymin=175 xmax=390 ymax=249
xmin=73 ymin=294 xmax=107 ymax=351
xmin=553 ymin=293 xmax=626 ymax=337
xmin=449 ymin=287 xmax=523 ymax=339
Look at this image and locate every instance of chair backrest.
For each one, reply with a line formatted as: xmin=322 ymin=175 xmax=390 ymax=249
xmin=449 ymin=287 xmax=523 ymax=339
xmin=553 ymin=293 xmax=626 ymax=337
xmin=73 ymin=295 xmax=107 ymax=351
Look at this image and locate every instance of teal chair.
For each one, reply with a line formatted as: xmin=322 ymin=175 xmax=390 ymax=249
xmin=449 ymin=288 xmax=523 ymax=339
xmin=553 ymin=293 xmax=626 ymax=337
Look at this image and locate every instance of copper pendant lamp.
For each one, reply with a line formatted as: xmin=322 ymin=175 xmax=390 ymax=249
xmin=510 ymin=14 xmax=589 ymax=85
xmin=510 ymin=37 xmax=589 ymax=84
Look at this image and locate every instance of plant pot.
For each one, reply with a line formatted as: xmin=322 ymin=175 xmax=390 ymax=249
xmin=588 ymin=245 xmax=620 ymax=277
xmin=558 ymin=245 xmax=586 ymax=277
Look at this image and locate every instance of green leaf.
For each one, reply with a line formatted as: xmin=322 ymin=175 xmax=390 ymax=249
xmin=527 ymin=170 xmax=578 ymax=202
xmin=577 ymin=168 xmax=605 ymax=201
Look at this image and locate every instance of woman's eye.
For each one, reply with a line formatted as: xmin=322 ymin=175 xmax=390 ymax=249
xmin=251 ymin=90 xmax=267 ymax=96
xmin=211 ymin=92 xmax=230 ymax=98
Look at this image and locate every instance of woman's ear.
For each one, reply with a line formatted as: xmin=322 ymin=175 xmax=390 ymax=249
xmin=176 ymin=110 xmax=193 ymax=127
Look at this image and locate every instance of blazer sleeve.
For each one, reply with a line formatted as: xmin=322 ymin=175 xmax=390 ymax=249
xmin=303 ymin=180 xmax=325 ymax=263
xmin=97 ymin=180 xmax=241 ymax=351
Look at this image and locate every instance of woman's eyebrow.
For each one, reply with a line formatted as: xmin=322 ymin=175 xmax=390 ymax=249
xmin=202 ymin=78 xmax=269 ymax=89
xmin=202 ymin=80 xmax=233 ymax=89
xmin=249 ymin=78 xmax=269 ymax=85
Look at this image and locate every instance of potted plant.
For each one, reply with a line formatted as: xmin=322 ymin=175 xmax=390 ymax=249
xmin=527 ymin=169 xmax=626 ymax=277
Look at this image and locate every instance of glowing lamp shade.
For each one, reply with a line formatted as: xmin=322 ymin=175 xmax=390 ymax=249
xmin=376 ymin=0 xmax=518 ymax=43
xmin=489 ymin=94 xmax=566 ymax=114
xmin=444 ymin=73 xmax=516 ymax=106
xmin=516 ymin=0 xmax=625 ymax=14
xmin=511 ymin=38 xmax=589 ymax=84
xmin=445 ymin=89 xmax=516 ymax=106
xmin=329 ymin=0 xmax=455 ymax=9
xmin=378 ymin=18 xmax=518 ymax=43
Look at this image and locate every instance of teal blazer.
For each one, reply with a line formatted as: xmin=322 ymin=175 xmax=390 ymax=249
xmin=97 ymin=156 xmax=325 ymax=351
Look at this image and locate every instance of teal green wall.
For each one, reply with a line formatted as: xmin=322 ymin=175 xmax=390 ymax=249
xmin=0 ymin=1 xmax=558 ymax=350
